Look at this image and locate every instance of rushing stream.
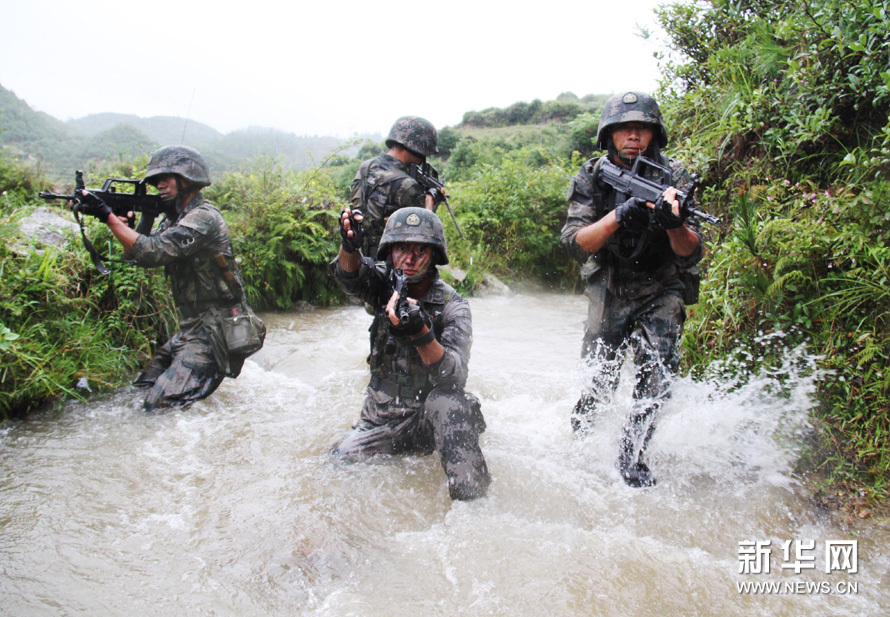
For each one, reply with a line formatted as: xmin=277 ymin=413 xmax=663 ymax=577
xmin=1 ymin=292 xmax=887 ymax=616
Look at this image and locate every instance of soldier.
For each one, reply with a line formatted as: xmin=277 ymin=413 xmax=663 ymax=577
xmin=350 ymin=116 xmax=442 ymax=259
xmin=560 ymin=92 xmax=704 ymax=487
xmin=98 ymin=145 xmax=262 ymax=411
xmin=330 ymin=207 xmax=490 ymax=501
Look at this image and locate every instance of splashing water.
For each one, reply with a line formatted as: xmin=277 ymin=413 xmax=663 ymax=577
xmin=0 ymin=293 xmax=886 ymax=616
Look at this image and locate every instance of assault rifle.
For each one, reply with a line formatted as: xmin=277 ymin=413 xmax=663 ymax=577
xmin=598 ymin=156 xmax=721 ymax=226
xmin=408 ymin=162 xmax=466 ymax=239
xmin=387 ymin=267 xmax=411 ymax=324
xmin=39 ymin=171 xmax=176 ymax=274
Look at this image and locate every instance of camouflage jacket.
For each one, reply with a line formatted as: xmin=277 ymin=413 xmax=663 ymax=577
xmin=331 ymin=258 xmax=472 ymax=396
xmin=129 ymin=194 xmax=244 ymax=317
xmin=350 ymin=154 xmax=427 ymax=258
xmin=560 ymin=154 xmax=703 ymax=300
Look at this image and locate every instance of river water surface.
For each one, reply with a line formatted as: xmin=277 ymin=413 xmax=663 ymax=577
xmin=1 ymin=292 xmax=887 ymax=616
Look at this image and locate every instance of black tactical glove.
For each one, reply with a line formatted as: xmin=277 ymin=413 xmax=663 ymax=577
xmin=614 ymin=197 xmax=650 ymax=230
xmin=653 ymin=196 xmax=685 ymax=230
xmin=339 ymin=209 xmax=365 ymax=253
xmin=390 ymin=302 xmax=432 ymax=337
xmin=426 ymin=187 xmax=446 ymax=208
xmin=76 ymin=190 xmax=113 ymax=222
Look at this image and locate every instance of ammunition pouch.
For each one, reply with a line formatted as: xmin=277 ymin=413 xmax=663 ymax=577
xmin=369 ymin=375 xmax=429 ymax=402
xmin=201 ymin=302 xmax=266 ymax=377
xmin=222 ymin=306 xmax=266 ymax=357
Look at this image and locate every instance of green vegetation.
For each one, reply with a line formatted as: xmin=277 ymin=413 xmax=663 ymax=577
xmin=207 ymin=155 xmax=342 ymax=309
xmin=655 ymin=0 xmax=889 ymax=509
xmin=2 ymin=0 xmax=888 ymax=511
xmin=1 ymin=157 xmax=176 ymax=417
xmin=442 ymin=151 xmax=578 ymax=288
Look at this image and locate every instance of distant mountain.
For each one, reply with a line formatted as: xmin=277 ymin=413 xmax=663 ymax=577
xmin=68 ymin=113 xmax=223 ymax=146
xmin=0 ymin=83 xmax=366 ymax=184
xmin=0 ymin=85 xmax=84 ymax=176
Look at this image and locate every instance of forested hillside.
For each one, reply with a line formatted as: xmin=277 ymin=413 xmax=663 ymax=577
xmin=0 ymin=84 xmax=365 ymax=182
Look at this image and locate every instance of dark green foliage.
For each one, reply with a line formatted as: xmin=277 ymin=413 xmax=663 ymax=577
xmin=442 ymin=125 xmax=574 ymax=182
xmin=459 ymin=94 xmax=608 ymax=129
xmin=207 ymin=156 xmax=345 ymax=310
xmin=566 ymin=113 xmax=600 ymax=159
xmin=444 ymin=150 xmax=577 ymax=287
xmin=0 ymin=149 xmax=176 ymax=418
xmin=659 ymin=0 xmax=890 ymax=506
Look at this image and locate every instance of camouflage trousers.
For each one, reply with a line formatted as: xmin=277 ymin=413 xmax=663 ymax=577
xmin=332 ymin=386 xmax=491 ymax=500
xmin=572 ymin=277 xmax=686 ymax=471
xmin=133 ymin=317 xmax=224 ymax=412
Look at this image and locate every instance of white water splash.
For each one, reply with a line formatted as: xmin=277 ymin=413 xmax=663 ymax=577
xmin=0 ymin=294 xmax=884 ymax=617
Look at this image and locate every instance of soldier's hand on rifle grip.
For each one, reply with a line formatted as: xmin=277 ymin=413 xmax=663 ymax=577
xmin=653 ymin=188 xmax=685 ymax=230
xmin=426 ymin=187 xmax=447 ymax=208
xmin=614 ymin=197 xmax=650 ymax=230
xmin=339 ymin=209 xmax=364 ymax=253
xmin=387 ymin=296 xmax=432 ymax=336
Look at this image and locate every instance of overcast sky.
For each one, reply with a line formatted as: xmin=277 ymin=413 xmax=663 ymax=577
xmin=1 ymin=0 xmax=669 ymax=138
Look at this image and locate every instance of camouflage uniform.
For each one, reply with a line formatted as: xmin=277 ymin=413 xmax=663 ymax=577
xmin=560 ymin=92 xmax=704 ymax=486
xmin=128 ymin=147 xmax=248 ymax=412
xmin=351 ymin=116 xmax=439 ymax=259
xmin=329 ymin=209 xmax=490 ymax=501
xmin=350 ymin=154 xmax=428 ymax=259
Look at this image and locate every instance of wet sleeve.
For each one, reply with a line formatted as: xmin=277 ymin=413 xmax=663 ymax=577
xmin=428 ymin=296 xmax=472 ymax=390
xmin=129 ymin=208 xmax=220 ymax=268
xmin=329 ymin=257 xmax=386 ymax=306
xmin=560 ymin=166 xmax=599 ymax=262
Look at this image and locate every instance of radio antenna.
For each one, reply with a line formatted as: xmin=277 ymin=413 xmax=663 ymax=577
xmin=181 ymin=88 xmax=196 ymax=144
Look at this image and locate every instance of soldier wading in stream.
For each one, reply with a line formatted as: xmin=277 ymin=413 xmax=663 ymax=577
xmin=560 ymin=92 xmax=705 ymax=487
xmin=97 ymin=145 xmax=264 ymax=411
xmin=329 ymin=206 xmax=491 ymax=500
xmin=349 ymin=116 xmax=441 ymax=260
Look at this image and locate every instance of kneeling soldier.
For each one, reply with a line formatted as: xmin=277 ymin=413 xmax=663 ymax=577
xmin=329 ymin=207 xmax=490 ymax=500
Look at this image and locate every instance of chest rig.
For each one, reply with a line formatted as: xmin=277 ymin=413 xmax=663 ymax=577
xmin=367 ymin=282 xmax=456 ymax=402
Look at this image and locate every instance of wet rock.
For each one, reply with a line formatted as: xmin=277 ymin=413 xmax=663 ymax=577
xmin=9 ymin=207 xmax=78 ymax=255
xmin=476 ymin=273 xmax=512 ymax=297
xmin=440 ymin=264 xmax=467 ymax=284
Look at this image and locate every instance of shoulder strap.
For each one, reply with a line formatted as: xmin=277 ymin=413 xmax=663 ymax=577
xmin=587 ymin=157 xmax=607 ymax=219
xmin=360 ymin=164 xmax=406 ymax=208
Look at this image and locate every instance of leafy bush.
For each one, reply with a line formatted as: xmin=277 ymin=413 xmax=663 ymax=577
xmin=659 ymin=0 xmax=890 ymax=506
xmin=445 ymin=149 xmax=576 ymax=287
xmin=207 ymin=156 xmax=345 ymax=310
xmin=0 ymin=152 xmax=175 ymax=418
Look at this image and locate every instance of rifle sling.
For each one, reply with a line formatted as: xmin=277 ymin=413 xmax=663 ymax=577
xmin=74 ymin=211 xmax=143 ymax=275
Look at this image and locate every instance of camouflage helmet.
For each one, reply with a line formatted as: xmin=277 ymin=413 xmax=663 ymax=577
xmin=377 ymin=207 xmax=449 ymax=265
xmin=143 ymin=145 xmax=212 ymax=188
xmin=596 ymin=92 xmax=668 ymax=149
xmin=385 ymin=116 xmax=439 ymax=157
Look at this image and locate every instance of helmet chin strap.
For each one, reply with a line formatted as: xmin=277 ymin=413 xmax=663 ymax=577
xmin=161 ymin=177 xmax=193 ymax=220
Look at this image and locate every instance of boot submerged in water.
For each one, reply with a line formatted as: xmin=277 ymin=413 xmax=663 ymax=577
xmin=618 ymin=430 xmax=656 ymax=488
xmin=619 ymin=459 xmax=656 ymax=488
